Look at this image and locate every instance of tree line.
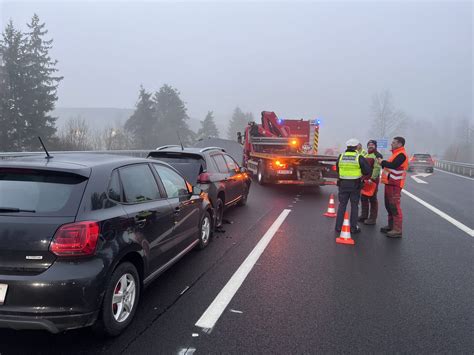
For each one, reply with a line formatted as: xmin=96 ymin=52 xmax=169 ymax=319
xmin=0 ymin=15 xmax=254 ymax=152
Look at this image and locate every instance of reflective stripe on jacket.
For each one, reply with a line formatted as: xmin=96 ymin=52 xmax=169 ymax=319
xmin=381 ymin=147 xmax=409 ymax=188
xmin=338 ymin=151 xmax=362 ymax=179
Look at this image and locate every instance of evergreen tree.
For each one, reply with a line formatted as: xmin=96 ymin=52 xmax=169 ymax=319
xmin=23 ymin=14 xmax=63 ymax=150
xmin=198 ymin=111 xmax=219 ymax=138
xmin=154 ymin=84 xmax=193 ymax=145
xmin=0 ymin=21 xmax=28 ymax=151
xmin=227 ymin=107 xmax=249 ymax=140
xmin=125 ymin=86 xmax=157 ymax=149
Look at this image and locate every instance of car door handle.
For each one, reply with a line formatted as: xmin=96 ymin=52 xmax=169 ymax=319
xmin=135 ymin=218 xmax=146 ymax=228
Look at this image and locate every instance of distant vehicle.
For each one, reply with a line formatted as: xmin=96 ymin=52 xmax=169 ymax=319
xmin=0 ymin=154 xmax=213 ymax=336
xmin=408 ymin=153 xmax=435 ymax=173
xmin=148 ymin=146 xmax=251 ymax=228
xmin=242 ymin=111 xmax=338 ymax=185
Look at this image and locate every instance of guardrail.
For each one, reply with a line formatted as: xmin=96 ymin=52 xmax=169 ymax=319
xmin=0 ymin=150 xmax=152 ymax=159
xmin=435 ymin=159 xmax=474 ymax=178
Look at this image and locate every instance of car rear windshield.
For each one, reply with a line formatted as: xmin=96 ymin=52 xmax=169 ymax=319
xmin=413 ymin=154 xmax=432 ymax=159
xmin=0 ymin=168 xmax=88 ymax=216
xmin=149 ymin=154 xmax=206 ymax=183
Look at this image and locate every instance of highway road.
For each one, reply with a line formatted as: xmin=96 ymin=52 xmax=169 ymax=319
xmin=0 ymin=170 xmax=472 ymax=354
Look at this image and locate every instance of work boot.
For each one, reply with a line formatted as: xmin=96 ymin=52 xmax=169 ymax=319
xmin=364 ymin=219 xmax=376 ymax=225
xmin=351 ymin=226 xmax=361 ymax=234
xmin=380 ymin=225 xmax=392 ymax=233
xmin=386 ymin=230 xmax=402 ymax=238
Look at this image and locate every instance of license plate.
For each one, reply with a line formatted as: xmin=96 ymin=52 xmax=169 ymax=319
xmin=277 ymin=170 xmax=292 ymax=175
xmin=418 ymin=160 xmax=427 ymax=162
xmin=0 ymin=284 xmax=7 ymax=305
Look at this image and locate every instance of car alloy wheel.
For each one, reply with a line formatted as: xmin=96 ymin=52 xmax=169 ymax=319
xmin=198 ymin=212 xmax=212 ymax=249
xmin=112 ymin=273 xmax=137 ymax=323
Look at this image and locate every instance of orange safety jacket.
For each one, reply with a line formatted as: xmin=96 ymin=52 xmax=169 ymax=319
xmin=381 ymin=147 xmax=409 ymax=188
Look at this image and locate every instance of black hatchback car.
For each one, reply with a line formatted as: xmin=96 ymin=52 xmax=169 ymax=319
xmin=0 ymin=154 xmax=213 ymax=336
xmin=148 ymin=146 xmax=251 ymax=228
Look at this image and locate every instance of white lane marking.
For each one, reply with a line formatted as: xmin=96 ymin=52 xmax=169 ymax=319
xmin=435 ymin=168 xmax=474 ymax=181
xmin=230 ymin=309 xmax=243 ymax=314
xmin=195 ymin=209 xmax=291 ymax=331
xmin=402 ymin=190 xmax=474 ymax=237
xmin=410 ymin=173 xmax=429 ymax=184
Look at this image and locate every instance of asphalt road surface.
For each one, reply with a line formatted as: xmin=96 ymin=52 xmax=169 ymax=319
xmin=0 ymin=170 xmax=472 ymax=354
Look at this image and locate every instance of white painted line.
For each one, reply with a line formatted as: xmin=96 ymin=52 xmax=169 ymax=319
xmin=195 ymin=209 xmax=291 ymax=331
xmin=435 ymin=168 xmax=474 ymax=181
xmin=402 ymin=190 xmax=474 ymax=237
xmin=410 ymin=174 xmax=428 ymax=184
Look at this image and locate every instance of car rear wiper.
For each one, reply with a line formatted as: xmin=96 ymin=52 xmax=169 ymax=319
xmin=0 ymin=207 xmax=36 ymax=213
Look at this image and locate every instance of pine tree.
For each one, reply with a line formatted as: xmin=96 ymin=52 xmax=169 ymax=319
xmin=125 ymin=86 xmax=157 ymax=149
xmin=23 ymin=14 xmax=63 ymax=150
xmin=227 ymin=107 xmax=249 ymax=140
xmin=154 ymin=84 xmax=193 ymax=145
xmin=198 ymin=111 xmax=219 ymax=138
xmin=0 ymin=21 xmax=28 ymax=151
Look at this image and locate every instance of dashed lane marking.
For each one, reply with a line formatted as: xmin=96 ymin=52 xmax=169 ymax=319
xmin=403 ymin=189 xmax=474 ymax=237
xmin=195 ymin=209 xmax=291 ymax=331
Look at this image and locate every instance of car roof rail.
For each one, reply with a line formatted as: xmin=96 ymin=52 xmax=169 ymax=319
xmin=156 ymin=145 xmax=182 ymax=151
xmin=199 ymin=146 xmax=226 ymax=153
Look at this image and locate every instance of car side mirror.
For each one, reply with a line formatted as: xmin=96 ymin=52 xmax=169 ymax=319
xmin=192 ymin=186 xmax=203 ymax=195
xmin=240 ymin=167 xmax=247 ymax=173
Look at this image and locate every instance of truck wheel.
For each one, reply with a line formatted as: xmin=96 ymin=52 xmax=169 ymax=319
xmin=257 ymin=162 xmax=266 ymax=185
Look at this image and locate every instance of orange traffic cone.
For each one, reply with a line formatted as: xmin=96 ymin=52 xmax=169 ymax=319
xmin=323 ymin=194 xmax=337 ymax=217
xmin=336 ymin=212 xmax=355 ymax=245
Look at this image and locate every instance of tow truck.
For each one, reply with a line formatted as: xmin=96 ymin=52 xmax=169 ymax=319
xmin=241 ymin=111 xmax=338 ymax=185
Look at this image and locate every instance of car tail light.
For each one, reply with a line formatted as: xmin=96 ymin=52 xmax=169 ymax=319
xmin=197 ymin=172 xmax=211 ymax=183
xmin=50 ymin=221 xmax=100 ymax=257
xmin=331 ymin=165 xmax=337 ymax=171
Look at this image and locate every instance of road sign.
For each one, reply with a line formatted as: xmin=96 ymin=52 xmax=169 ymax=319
xmin=377 ymin=139 xmax=388 ymax=149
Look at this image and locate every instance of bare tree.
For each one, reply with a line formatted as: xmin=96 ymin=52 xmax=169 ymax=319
xmin=370 ymin=90 xmax=408 ymax=139
xmin=102 ymin=124 xmax=133 ymax=150
xmin=58 ymin=116 xmax=92 ymax=151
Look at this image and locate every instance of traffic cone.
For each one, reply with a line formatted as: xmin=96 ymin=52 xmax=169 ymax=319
xmin=323 ymin=194 xmax=337 ymax=217
xmin=336 ymin=212 xmax=355 ymax=245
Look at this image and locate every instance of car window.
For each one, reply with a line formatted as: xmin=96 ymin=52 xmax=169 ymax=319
xmin=119 ymin=164 xmax=161 ymax=203
xmin=0 ymin=168 xmax=87 ymax=216
xmin=414 ymin=154 xmax=431 ymax=159
xmin=224 ymin=155 xmax=240 ymax=173
xmin=153 ymin=164 xmax=189 ymax=199
xmin=108 ymin=170 xmax=122 ymax=202
xmin=212 ymin=154 xmax=229 ymax=174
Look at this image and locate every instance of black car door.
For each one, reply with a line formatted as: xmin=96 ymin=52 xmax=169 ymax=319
xmin=118 ymin=164 xmax=176 ymax=273
xmin=223 ymin=154 xmax=245 ymax=202
xmin=152 ymin=164 xmax=201 ymax=253
xmin=211 ymin=153 xmax=239 ymax=205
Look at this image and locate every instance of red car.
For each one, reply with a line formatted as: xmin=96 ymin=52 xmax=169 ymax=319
xmin=408 ymin=153 xmax=434 ymax=173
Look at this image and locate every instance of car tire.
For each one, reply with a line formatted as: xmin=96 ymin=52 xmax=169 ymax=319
xmin=92 ymin=262 xmax=140 ymax=337
xmin=198 ymin=211 xmax=212 ymax=249
xmin=257 ymin=161 xmax=266 ymax=185
xmin=238 ymin=188 xmax=249 ymax=206
xmin=215 ymin=198 xmax=224 ymax=228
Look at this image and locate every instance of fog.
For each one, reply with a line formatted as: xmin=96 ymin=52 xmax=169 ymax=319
xmin=1 ymin=0 xmax=472 ymax=155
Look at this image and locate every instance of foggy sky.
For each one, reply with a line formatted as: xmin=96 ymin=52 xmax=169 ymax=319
xmin=1 ymin=0 xmax=472 ymax=147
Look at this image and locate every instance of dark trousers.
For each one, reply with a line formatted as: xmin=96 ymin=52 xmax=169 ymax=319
xmin=336 ymin=181 xmax=361 ymax=230
xmin=360 ymin=184 xmax=379 ymax=220
xmin=384 ymin=184 xmax=403 ymax=231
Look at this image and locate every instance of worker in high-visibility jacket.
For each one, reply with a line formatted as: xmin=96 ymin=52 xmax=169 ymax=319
xmin=356 ymin=143 xmax=368 ymax=157
xmin=359 ymin=140 xmax=383 ymax=225
xmin=335 ymin=138 xmax=371 ymax=234
xmin=377 ymin=136 xmax=409 ymax=238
